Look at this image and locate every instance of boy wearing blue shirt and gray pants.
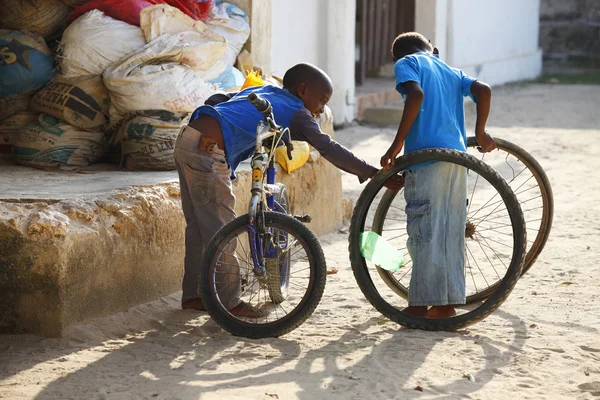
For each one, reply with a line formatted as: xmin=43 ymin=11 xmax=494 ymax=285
xmin=380 ymin=32 xmax=496 ymax=319
xmin=176 ymin=63 xmax=403 ymax=316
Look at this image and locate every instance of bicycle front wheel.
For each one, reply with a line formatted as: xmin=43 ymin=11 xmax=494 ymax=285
xmin=199 ymin=212 xmax=327 ymax=338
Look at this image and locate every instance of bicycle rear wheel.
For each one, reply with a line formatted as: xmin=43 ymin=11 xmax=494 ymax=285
xmin=349 ymin=149 xmax=526 ymax=331
xmin=199 ymin=212 xmax=326 ymax=338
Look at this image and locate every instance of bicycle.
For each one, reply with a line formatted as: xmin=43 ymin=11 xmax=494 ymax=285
xmin=199 ymin=93 xmax=327 ymax=338
xmin=371 ymin=138 xmax=553 ymax=304
xmin=349 ymin=148 xmax=528 ymax=331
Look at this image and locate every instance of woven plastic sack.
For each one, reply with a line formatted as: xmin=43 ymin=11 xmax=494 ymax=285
xmin=0 ymin=30 xmax=55 ymax=99
xmin=275 ymin=140 xmax=310 ymax=173
xmin=140 ymin=4 xmax=226 ymax=71
xmin=29 ymin=75 xmax=111 ymax=130
xmin=59 ymin=10 xmax=146 ymax=79
xmin=103 ymin=34 xmax=217 ymax=125
xmin=0 ymin=0 xmax=70 ymax=39
xmin=114 ymin=110 xmax=184 ymax=170
xmin=206 ymin=2 xmax=250 ymax=66
xmin=13 ymin=114 xmax=108 ymax=169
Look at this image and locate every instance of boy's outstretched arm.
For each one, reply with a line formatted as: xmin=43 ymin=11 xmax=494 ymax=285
xmin=470 ymin=81 xmax=496 ymax=153
xmin=380 ymin=81 xmax=424 ymax=168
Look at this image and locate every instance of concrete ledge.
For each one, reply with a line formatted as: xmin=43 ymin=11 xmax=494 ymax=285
xmin=0 ymin=110 xmax=346 ymax=336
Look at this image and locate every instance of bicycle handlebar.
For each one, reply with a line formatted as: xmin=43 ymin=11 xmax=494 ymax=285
xmin=248 ymin=93 xmax=272 ymax=115
xmin=248 ymin=92 xmax=294 ymax=160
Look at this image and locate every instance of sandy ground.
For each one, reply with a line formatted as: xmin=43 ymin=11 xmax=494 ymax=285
xmin=1 ymin=84 xmax=600 ymax=399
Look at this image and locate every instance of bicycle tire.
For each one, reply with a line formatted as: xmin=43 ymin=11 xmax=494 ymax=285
xmin=373 ymin=138 xmax=553 ymax=303
xmin=200 ymin=212 xmax=327 ymax=338
xmin=349 ymin=148 xmax=526 ymax=331
xmin=267 ymin=184 xmax=291 ymax=304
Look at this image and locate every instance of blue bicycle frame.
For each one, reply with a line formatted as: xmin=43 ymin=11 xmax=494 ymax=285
xmin=247 ymin=118 xmax=289 ymax=277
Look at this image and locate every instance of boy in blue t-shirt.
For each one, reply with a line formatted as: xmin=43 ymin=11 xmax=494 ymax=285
xmin=176 ymin=63 xmax=403 ymax=316
xmin=380 ymin=32 xmax=496 ymax=319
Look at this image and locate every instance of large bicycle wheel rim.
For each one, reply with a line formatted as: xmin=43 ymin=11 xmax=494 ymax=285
xmin=200 ymin=213 xmax=326 ymax=337
xmin=349 ymin=149 xmax=526 ymax=330
xmin=466 ymin=137 xmax=553 ymax=275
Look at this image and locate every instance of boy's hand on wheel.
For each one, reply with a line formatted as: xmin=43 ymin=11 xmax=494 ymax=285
xmin=380 ymin=145 xmax=402 ymax=169
xmin=384 ymin=174 xmax=404 ymax=190
xmin=476 ymin=130 xmax=497 ymax=153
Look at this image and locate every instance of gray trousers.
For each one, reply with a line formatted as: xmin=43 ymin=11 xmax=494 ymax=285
xmin=174 ymin=125 xmax=241 ymax=309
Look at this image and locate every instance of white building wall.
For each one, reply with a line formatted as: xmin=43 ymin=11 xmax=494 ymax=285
xmin=270 ymin=0 xmax=356 ymax=124
xmin=270 ymin=0 xmax=323 ymax=76
xmin=417 ymin=0 xmax=542 ymax=86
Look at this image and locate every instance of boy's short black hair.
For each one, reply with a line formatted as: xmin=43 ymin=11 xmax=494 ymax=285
xmin=391 ymin=32 xmax=432 ymax=61
xmin=283 ymin=63 xmax=332 ymax=91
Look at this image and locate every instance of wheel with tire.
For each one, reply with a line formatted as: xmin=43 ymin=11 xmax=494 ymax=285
xmin=374 ymin=138 xmax=553 ymax=303
xmin=349 ymin=148 xmax=526 ymax=331
xmin=266 ymin=184 xmax=291 ymax=304
xmin=200 ymin=211 xmax=326 ymax=338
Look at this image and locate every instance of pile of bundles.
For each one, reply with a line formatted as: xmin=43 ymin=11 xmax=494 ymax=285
xmin=0 ymin=0 xmax=251 ymax=170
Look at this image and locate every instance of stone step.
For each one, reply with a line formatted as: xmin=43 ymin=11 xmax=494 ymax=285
xmin=361 ymin=102 xmax=404 ymax=126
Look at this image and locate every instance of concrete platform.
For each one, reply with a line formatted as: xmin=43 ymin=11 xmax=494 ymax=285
xmin=0 ymin=111 xmax=349 ymax=336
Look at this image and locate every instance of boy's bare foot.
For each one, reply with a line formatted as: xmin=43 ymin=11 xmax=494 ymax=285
xmin=183 ymin=298 xmax=263 ymax=318
xmin=229 ymin=301 xmax=263 ymax=318
xmin=182 ymin=298 xmax=206 ymax=311
xmin=403 ymin=306 xmax=429 ymax=317
xmin=427 ymin=305 xmax=457 ymax=318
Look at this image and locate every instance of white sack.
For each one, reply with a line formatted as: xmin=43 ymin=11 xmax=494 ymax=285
xmin=206 ymin=2 xmax=251 ymax=66
xmin=59 ymin=10 xmax=146 ymax=79
xmin=140 ymin=4 xmax=226 ymax=71
xmin=103 ymin=34 xmax=217 ymax=125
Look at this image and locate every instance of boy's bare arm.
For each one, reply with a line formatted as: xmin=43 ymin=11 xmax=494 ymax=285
xmin=470 ymin=81 xmax=496 ymax=152
xmin=380 ymin=81 xmax=424 ymax=168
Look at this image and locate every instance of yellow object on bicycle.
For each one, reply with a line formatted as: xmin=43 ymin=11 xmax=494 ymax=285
xmin=276 ymin=141 xmax=310 ymax=173
xmin=241 ymin=70 xmax=265 ymax=90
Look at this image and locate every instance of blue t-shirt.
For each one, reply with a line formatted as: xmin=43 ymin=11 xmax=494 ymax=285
xmin=190 ymin=85 xmax=377 ymax=181
xmin=190 ymin=85 xmax=305 ymax=179
xmin=394 ymin=52 xmax=476 ymax=155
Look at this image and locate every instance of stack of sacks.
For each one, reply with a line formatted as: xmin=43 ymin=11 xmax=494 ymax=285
xmin=1 ymin=0 xmax=254 ymax=171
xmin=9 ymin=10 xmax=146 ymax=169
xmin=103 ymin=4 xmax=230 ymax=170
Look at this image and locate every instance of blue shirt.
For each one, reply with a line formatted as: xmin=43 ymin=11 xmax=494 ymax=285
xmin=190 ymin=85 xmax=376 ymax=180
xmin=394 ymin=52 xmax=476 ymax=156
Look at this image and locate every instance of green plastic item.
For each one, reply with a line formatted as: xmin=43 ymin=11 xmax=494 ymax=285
xmin=359 ymin=231 xmax=405 ymax=272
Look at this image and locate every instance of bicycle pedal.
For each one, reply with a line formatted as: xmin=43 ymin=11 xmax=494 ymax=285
xmin=294 ymin=215 xmax=312 ymax=223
